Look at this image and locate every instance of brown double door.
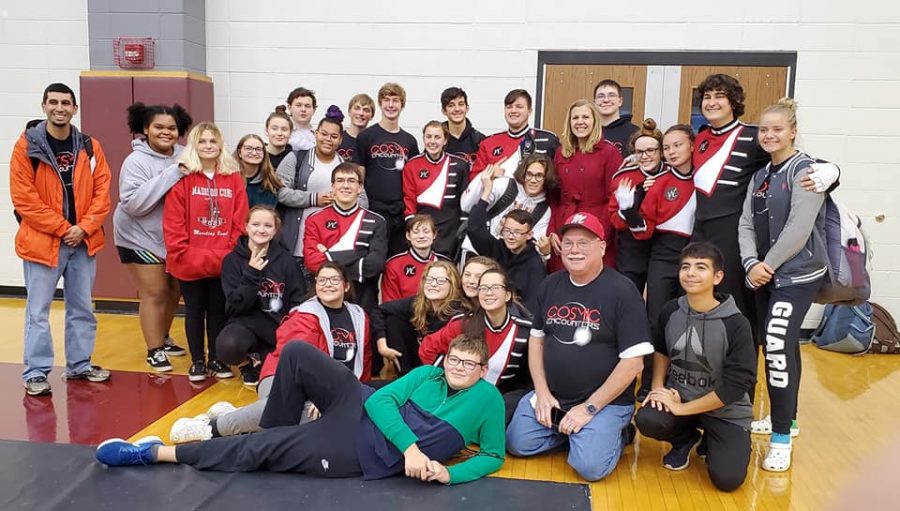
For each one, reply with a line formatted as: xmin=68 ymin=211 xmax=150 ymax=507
xmin=541 ymin=64 xmax=789 ymax=135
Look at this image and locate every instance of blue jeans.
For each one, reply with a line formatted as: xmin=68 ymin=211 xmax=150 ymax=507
xmin=506 ymin=390 xmax=634 ymax=481
xmin=22 ymin=244 xmax=97 ymax=380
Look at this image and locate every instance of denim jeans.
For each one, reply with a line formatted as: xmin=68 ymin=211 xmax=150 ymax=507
xmin=22 ymin=244 xmax=97 ymax=380
xmin=506 ymin=390 xmax=634 ymax=481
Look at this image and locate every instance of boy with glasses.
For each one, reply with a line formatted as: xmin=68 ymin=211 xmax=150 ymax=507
xmin=506 ymin=213 xmax=652 ymax=482
xmin=593 ymin=79 xmax=639 ymax=157
xmin=466 ymin=169 xmax=546 ymax=308
xmin=97 ymin=335 xmax=506 ymax=486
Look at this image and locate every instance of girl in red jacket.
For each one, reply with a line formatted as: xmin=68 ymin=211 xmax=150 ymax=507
xmin=163 ymin=122 xmax=249 ymax=382
xmin=169 ymin=262 xmax=370 ymax=443
xmin=549 ymin=99 xmax=623 ymax=272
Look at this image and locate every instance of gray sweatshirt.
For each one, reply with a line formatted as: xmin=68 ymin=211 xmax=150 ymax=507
xmin=112 ymin=139 xmax=184 ymax=258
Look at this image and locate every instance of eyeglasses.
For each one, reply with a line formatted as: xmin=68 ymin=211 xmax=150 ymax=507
xmin=500 ymin=228 xmax=529 ymax=239
xmin=561 ymin=239 xmax=600 ymax=251
xmin=316 ymin=276 xmax=343 ymax=286
xmin=523 ymin=171 xmax=545 ymax=182
xmin=634 ymin=147 xmax=660 ymax=157
xmin=594 ymin=93 xmax=619 ymax=100
xmin=477 ymin=284 xmax=507 ymax=294
xmin=424 ymin=276 xmax=450 ymax=286
xmin=242 ymin=146 xmax=264 ymax=154
xmin=445 ymin=354 xmax=483 ymax=371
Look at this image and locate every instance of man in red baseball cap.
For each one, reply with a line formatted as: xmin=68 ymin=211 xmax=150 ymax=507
xmin=506 ymin=212 xmax=652 ymax=482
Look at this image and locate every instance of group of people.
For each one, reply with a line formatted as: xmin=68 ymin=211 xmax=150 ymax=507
xmin=11 ymin=73 xmax=842 ymax=490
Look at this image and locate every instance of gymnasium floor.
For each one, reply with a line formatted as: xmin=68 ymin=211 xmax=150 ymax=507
xmin=1 ymin=297 xmax=898 ymax=510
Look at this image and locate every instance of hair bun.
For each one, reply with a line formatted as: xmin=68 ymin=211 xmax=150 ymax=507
xmin=274 ymin=105 xmax=287 ymax=114
xmin=325 ymin=105 xmax=344 ymax=123
xmin=642 ymin=118 xmax=657 ymax=132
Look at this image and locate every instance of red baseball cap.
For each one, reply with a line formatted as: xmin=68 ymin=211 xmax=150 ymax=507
xmin=559 ymin=212 xmax=605 ymax=239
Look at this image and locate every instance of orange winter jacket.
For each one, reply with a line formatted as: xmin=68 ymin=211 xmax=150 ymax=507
xmin=9 ymin=121 xmax=111 ymax=267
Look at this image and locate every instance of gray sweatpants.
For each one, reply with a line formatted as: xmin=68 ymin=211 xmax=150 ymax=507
xmin=215 ymin=376 xmax=314 ymax=436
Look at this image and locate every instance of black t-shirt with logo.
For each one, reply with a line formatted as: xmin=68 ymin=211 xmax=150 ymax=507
xmin=324 ymin=304 xmax=358 ymax=371
xmin=532 ymin=269 xmax=651 ymax=408
xmin=47 ymin=131 xmax=77 ymax=225
xmin=352 ymin=124 xmax=420 ymax=217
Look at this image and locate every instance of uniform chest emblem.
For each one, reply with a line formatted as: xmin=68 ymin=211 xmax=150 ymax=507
xmin=665 ymin=186 xmax=679 ymax=201
xmin=404 ymin=265 xmax=416 ymax=276
xmin=419 ymin=169 xmax=429 ymax=179
xmin=492 ymin=146 xmax=503 ymax=157
xmin=699 ymin=140 xmax=709 ymax=153
xmin=326 ymin=219 xmax=339 ymax=230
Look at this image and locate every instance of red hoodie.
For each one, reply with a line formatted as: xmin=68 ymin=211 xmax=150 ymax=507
xmin=163 ymin=171 xmax=248 ymax=281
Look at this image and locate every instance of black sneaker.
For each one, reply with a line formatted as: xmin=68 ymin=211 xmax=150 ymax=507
xmin=696 ymin=435 xmax=708 ymax=459
xmin=239 ymin=363 xmax=259 ymax=388
xmin=162 ymin=336 xmax=186 ymax=357
xmin=188 ymin=361 xmax=208 ymax=382
xmin=663 ymin=430 xmax=702 ymax=471
xmin=146 ymin=348 xmax=173 ymax=372
xmin=207 ymin=359 xmax=234 ymax=379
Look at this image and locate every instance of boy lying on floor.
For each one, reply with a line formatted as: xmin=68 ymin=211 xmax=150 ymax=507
xmin=96 ymin=335 xmax=505 ymax=485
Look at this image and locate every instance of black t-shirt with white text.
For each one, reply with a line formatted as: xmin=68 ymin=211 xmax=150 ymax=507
xmin=532 ymin=269 xmax=651 ymax=407
xmin=47 ymin=131 xmax=77 ymax=225
xmin=352 ymin=124 xmax=419 ymax=217
xmin=324 ymin=304 xmax=358 ymax=372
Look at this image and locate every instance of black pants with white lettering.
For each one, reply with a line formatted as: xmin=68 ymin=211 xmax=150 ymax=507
xmin=178 ymin=277 xmax=227 ymax=363
xmin=754 ymin=279 xmax=821 ymax=435
xmin=176 ymin=341 xmax=366 ymax=476
xmin=635 ymin=405 xmax=750 ymax=492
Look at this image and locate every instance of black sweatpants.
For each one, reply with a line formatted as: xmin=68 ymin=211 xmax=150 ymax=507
xmin=754 ymin=279 xmax=821 ymax=435
xmin=384 ymin=314 xmax=424 ymax=376
xmin=635 ymin=405 xmax=750 ymax=492
xmin=176 ymin=341 xmax=366 ymax=477
xmin=616 ymin=233 xmax=651 ymax=294
xmin=216 ymin=321 xmax=276 ymax=366
xmin=178 ymin=277 xmax=227 ymax=363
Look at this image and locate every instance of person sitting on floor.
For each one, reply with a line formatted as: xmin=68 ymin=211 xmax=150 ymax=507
xmin=96 ymin=335 xmax=506 ymax=486
xmin=634 ymin=242 xmax=756 ymax=492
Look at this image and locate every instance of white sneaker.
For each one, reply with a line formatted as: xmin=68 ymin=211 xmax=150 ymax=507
xmin=169 ymin=417 xmax=212 ymax=444
xmin=206 ymin=401 xmax=237 ymax=419
xmin=750 ymin=416 xmax=800 ymax=437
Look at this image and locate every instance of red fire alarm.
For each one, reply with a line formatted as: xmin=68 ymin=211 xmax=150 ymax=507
xmin=113 ymin=37 xmax=155 ymax=69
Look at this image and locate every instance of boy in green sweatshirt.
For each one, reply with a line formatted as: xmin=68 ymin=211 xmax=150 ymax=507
xmin=96 ymin=335 xmax=505 ymax=485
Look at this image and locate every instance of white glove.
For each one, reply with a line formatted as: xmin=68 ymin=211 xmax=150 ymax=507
xmin=807 ymin=162 xmax=840 ymax=193
xmin=615 ymin=182 xmax=635 ymax=210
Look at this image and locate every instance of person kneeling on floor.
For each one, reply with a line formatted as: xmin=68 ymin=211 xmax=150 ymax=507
xmin=96 ymin=335 xmax=505 ymax=485
xmin=634 ymin=242 xmax=756 ymax=492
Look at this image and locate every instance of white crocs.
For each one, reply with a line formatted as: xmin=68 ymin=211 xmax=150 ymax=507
xmin=750 ymin=416 xmax=800 ymax=437
xmin=762 ymin=441 xmax=793 ymax=472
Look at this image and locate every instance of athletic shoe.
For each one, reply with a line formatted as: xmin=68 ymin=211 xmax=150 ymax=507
xmin=696 ymin=435 xmax=708 ymax=459
xmin=188 ymin=361 xmax=208 ymax=382
xmin=66 ymin=365 xmax=111 ymax=382
xmin=95 ymin=436 xmax=162 ymax=466
xmin=239 ymin=363 xmax=260 ymax=388
xmin=146 ymin=348 xmax=173 ymax=372
xmin=663 ymin=430 xmax=702 ymax=471
xmin=162 ymin=336 xmax=186 ymax=357
xmin=24 ymin=375 xmax=51 ymax=396
xmin=206 ymin=401 xmax=237 ymax=419
xmin=169 ymin=417 xmax=212 ymax=444
xmin=207 ymin=359 xmax=234 ymax=379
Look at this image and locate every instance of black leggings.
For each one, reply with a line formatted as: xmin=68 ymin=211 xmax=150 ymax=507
xmin=216 ymin=321 xmax=276 ymax=366
xmin=178 ymin=278 xmax=227 ymax=362
xmin=384 ymin=314 xmax=424 ymax=376
xmin=176 ymin=342 xmax=366 ymax=477
xmin=635 ymin=405 xmax=750 ymax=492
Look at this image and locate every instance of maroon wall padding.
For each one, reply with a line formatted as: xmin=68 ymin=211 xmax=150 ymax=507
xmin=79 ymin=73 xmax=214 ymax=301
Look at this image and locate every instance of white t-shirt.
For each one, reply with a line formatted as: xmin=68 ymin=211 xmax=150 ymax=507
xmin=294 ymin=155 xmax=342 ymax=256
xmin=289 ymin=128 xmax=316 ymax=151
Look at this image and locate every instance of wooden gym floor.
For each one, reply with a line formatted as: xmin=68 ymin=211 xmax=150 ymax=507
xmin=1 ymin=297 xmax=898 ymax=510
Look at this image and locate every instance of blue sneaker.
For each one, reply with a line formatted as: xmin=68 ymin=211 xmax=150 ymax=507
xmin=96 ymin=436 xmax=163 ymax=466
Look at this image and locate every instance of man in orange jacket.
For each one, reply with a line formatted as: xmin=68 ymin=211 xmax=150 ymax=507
xmin=9 ymin=83 xmax=112 ymax=396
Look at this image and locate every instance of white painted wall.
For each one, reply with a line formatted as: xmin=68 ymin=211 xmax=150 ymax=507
xmin=1 ymin=0 xmax=899 ymax=318
xmin=0 ymin=1 xmax=90 ymax=288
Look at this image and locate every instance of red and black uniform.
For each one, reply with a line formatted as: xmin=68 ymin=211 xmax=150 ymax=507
xmin=380 ymin=249 xmax=448 ymax=303
xmin=419 ymin=312 xmax=532 ymax=423
xmin=353 ymin=124 xmax=420 ymax=256
xmin=303 ymin=203 xmax=388 ymax=310
xmin=471 ymin=126 xmax=560 ymax=180
xmin=549 ymin=139 xmax=623 ymax=272
xmin=402 ymin=152 xmax=469 ymax=257
xmin=692 ymin=119 xmax=769 ymax=323
xmin=444 ymin=119 xmax=485 ymax=166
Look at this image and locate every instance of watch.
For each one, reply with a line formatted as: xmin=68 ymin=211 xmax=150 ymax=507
xmin=585 ymin=402 xmax=598 ymax=415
